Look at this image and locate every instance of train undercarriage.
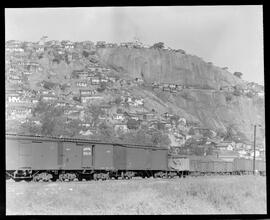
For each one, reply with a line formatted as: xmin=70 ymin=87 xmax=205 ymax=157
xmin=6 ymin=169 xmax=189 ymax=182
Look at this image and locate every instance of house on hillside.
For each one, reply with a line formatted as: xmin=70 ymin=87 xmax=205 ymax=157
xmin=87 ymin=67 xmax=96 ymax=72
xmin=80 ymin=89 xmax=97 ymax=96
xmin=76 ymin=81 xmax=88 ymax=87
xmin=35 ymin=45 xmax=44 ymax=53
xmin=81 ymin=95 xmax=103 ymax=104
xmin=178 ymin=117 xmax=187 ymax=126
xmin=5 ymin=41 xmax=24 ymax=52
xmin=134 ymin=77 xmax=144 ymax=84
xmin=144 ymin=112 xmax=157 ymax=121
xmin=55 ymin=101 xmax=67 ymax=107
xmin=41 ymin=94 xmax=58 ymax=102
xmin=77 ymin=71 xmax=90 ymax=80
xmin=163 ymin=87 xmax=171 ymax=92
xmin=91 ymin=77 xmax=100 ymax=85
xmin=258 ymin=92 xmax=264 ymax=97
xmin=65 ymin=42 xmax=74 ymax=50
xmin=100 ymin=77 xmax=109 ymax=83
xmin=6 ymin=93 xmax=21 ymax=103
xmin=215 ymin=142 xmax=234 ymax=151
xmin=6 ymin=106 xmax=32 ymax=120
xmin=176 ymin=85 xmax=184 ymax=91
xmin=106 ymin=43 xmax=118 ymax=48
xmin=237 ymin=149 xmax=247 ymax=158
xmin=217 ymin=150 xmax=239 ymax=162
xmin=250 ymin=150 xmax=260 ymax=157
xmin=163 ymin=112 xmax=174 ymax=119
xmin=220 ymin=85 xmax=234 ymax=92
xmin=169 ymin=84 xmax=177 ymax=89
xmin=96 ymin=41 xmax=106 ymax=48
xmin=128 ymin=113 xmax=140 ymax=121
xmin=112 ymin=113 xmax=125 ymax=121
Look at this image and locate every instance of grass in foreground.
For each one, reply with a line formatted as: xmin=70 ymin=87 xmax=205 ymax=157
xmin=6 ymin=175 xmax=266 ymax=215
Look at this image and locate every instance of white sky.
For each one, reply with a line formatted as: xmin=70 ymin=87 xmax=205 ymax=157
xmin=5 ymin=6 xmax=264 ymax=85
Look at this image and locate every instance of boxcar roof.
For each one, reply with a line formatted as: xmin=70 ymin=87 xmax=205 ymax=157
xmin=5 ymin=133 xmax=168 ymax=150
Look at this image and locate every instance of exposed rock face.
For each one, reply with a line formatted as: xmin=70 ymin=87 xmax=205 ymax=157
xmin=96 ymin=48 xmax=243 ymax=89
xmin=96 ymin=48 xmax=265 ymax=143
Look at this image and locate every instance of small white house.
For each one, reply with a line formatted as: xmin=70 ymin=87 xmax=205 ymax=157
xmin=250 ymin=150 xmax=260 ymax=157
xmin=113 ymin=114 xmax=125 ymax=121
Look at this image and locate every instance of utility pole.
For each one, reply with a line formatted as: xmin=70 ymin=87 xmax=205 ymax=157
xmin=253 ymin=125 xmax=256 ymax=175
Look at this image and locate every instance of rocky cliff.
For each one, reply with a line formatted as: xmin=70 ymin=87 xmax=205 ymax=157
xmin=96 ymin=48 xmax=243 ymax=89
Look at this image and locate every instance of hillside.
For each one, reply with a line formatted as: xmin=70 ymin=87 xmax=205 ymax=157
xmin=5 ymin=40 xmax=265 ymax=151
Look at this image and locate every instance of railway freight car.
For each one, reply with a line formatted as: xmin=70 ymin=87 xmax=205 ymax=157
xmin=233 ymin=158 xmax=266 ymax=175
xmin=5 ymin=134 xmax=171 ymax=181
xmin=188 ymin=156 xmax=233 ymax=175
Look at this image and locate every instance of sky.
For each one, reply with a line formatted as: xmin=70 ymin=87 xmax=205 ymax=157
xmin=5 ymin=6 xmax=264 ymax=85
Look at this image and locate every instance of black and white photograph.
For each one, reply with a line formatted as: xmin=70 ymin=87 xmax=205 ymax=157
xmin=5 ymin=5 xmax=265 ymax=215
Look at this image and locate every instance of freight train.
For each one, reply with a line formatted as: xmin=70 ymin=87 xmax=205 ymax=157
xmin=5 ymin=134 xmax=266 ymax=182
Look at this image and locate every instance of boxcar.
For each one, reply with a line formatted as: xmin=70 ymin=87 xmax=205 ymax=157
xmin=6 ymin=136 xmax=59 ymax=171
xmin=124 ymin=145 xmax=168 ymax=171
xmin=6 ymin=134 xmax=170 ymax=181
xmin=188 ymin=156 xmax=233 ymax=175
xmin=233 ymin=158 xmax=253 ymax=174
xmin=255 ymin=160 xmax=266 ymax=175
xmin=233 ymin=158 xmax=266 ymax=175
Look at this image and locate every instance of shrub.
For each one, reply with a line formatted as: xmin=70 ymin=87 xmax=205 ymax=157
xmin=82 ymin=50 xmax=89 ymax=58
xmin=151 ymin=42 xmax=164 ymax=49
xmin=246 ymin=91 xmax=254 ymax=98
xmin=52 ymin=58 xmax=60 ymax=64
xmin=225 ymin=93 xmax=233 ymax=102
xmin=234 ymin=72 xmax=243 ymax=79
xmin=176 ymin=49 xmax=186 ymax=54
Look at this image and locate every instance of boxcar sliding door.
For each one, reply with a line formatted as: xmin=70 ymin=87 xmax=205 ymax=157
xmin=81 ymin=144 xmax=94 ymax=168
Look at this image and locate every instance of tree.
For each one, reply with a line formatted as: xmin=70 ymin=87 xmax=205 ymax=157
xmin=223 ymin=125 xmax=237 ymax=142
xmin=151 ymin=42 xmax=164 ymax=50
xmin=115 ymin=96 xmax=122 ymax=105
xmin=98 ymin=122 xmax=116 ymax=141
xmin=234 ymin=72 xmax=243 ymax=79
xmin=42 ymin=80 xmax=57 ymax=90
xmin=86 ymin=104 xmax=105 ymax=127
xmin=6 ymin=120 xmax=21 ymax=133
xmin=19 ymin=119 xmax=42 ymax=135
xmin=127 ymin=119 xmax=140 ymax=130
xmin=246 ymin=91 xmax=254 ymax=98
xmin=97 ymin=82 xmax=107 ymax=92
xmin=157 ymin=122 xmax=165 ymax=130
xmin=233 ymin=88 xmax=242 ymax=96
xmin=150 ymin=131 xmax=171 ymax=147
xmin=73 ymin=95 xmax=80 ymax=102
